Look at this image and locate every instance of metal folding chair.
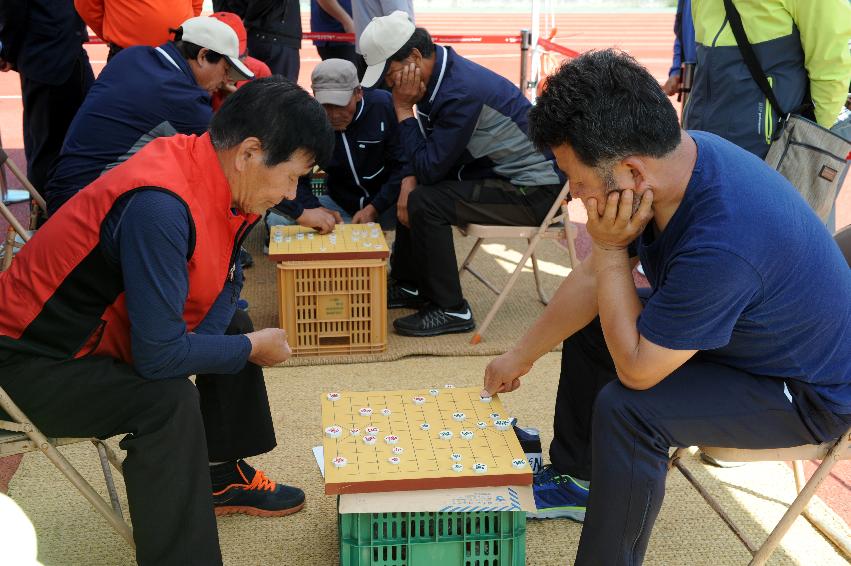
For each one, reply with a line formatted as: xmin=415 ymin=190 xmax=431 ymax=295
xmin=669 ymin=225 xmax=851 ymax=565
xmin=458 ymin=181 xmax=578 ymax=344
xmin=0 ymin=386 xmax=133 ymax=547
xmin=0 ymin=146 xmax=48 ymax=271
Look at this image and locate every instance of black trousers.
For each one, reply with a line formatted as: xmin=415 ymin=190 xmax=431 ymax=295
xmin=316 ymin=43 xmax=358 ymax=66
xmin=553 ymin=316 xmax=851 ymax=565
xmin=390 ymin=179 xmax=560 ymax=309
xmin=247 ymin=34 xmax=300 ymax=82
xmin=0 ymin=309 xmax=275 ymax=566
xmin=21 ymin=52 xmax=94 ymax=195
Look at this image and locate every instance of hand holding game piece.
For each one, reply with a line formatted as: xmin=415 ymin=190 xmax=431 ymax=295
xmin=482 ymin=350 xmax=531 ymax=398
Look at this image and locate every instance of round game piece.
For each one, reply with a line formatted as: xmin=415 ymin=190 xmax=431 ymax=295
xmin=296 ymin=233 xmax=304 ymax=240
xmin=512 ymin=458 xmax=527 ymax=469
xmin=452 ymin=412 xmax=465 ymax=422
xmin=392 ymin=446 xmax=404 ymax=455
xmin=359 ymin=408 xmax=373 ymax=417
xmin=489 ymin=413 xmax=500 ymax=419
xmin=365 ymin=426 xmax=380 ymax=435
xmin=363 ymin=435 xmax=377 ymax=445
xmin=381 ymin=408 xmax=392 ymax=417
xmin=324 ymin=426 xmax=342 ymax=438
xmin=349 ymin=428 xmax=361 ymax=436
xmin=476 ymin=421 xmax=488 ymax=429
xmin=419 ymin=423 xmax=431 ymax=431
xmin=388 ymin=456 xmax=401 ymax=465
xmin=412 ymin=396 xmax=426 ymax=406
xmin=460 ymin=430 xmax=474 ymax=440
xmin=384 ymin=435 xmax=399 ymax=445
xmin=273 ymin=233 xmax=283 ymax=243
xmin=307 ymin=232 xmax=314 ymax=240
xmin=450 ymin=453 xmax=462 ymax=462
xmin=444 ymin=384 xmax=455 ymax=389
xmin=473 ymin=463 xmax=488 ymax=474
xmin=438 ymin=430 xmax=453 ymax=440
xmin=284 ymin=236 xmax=292 ymax=243
xmin=493 ymin=419 xmax=512 ymax=431
xmin=331 ymin=456 xmax=347 ymax=468
xmin=479 ymin=395 xmax=492 ymax=403
xmin=451 ymin=463 xmax=464 ymax=473
xmin=428 ymin=388 xmax=439 ymax=397
xmin=326 ymin=392 xmax=341 ymax=402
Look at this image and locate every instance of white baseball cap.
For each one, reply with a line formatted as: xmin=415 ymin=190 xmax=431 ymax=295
xmin=179 ymin=16 xmax=254 ymax=81
xmin=360 ymin=10 xmax=416 ymax=88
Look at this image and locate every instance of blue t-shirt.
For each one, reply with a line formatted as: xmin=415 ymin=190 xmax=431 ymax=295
xmin=637 ymin=131 xmax=851 ymax=414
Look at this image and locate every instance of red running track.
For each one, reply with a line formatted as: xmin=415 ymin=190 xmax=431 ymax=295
xmin=0 ymin=11 xmax=848 ymax=525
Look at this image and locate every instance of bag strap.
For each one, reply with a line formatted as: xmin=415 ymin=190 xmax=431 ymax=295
xmin=722 ymin=0 xmax=787 ymax=119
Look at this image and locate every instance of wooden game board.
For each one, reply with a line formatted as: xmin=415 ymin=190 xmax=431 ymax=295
xmin=322 ymin=386 xmax=533 ymax=494
xmin=267 ymin=224 xmax=390 ymax=262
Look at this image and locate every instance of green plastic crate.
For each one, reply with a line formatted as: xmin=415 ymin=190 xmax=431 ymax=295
xmin=339 ymin=511 xmax=526 ymax=566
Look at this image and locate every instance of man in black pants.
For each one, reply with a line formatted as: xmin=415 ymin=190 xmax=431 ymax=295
xmin=0 ymin=78 xmax=334 ymax=565
xmin=481 ymin=50 xmax=851 ymax=565
xmin=358 ymin=13 xmax=565 ymax=337
xmin=0 ymin=0 xmax=93 ymax=200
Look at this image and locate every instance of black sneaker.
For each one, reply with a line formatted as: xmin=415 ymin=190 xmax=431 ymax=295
xmin=387 ymin=280 xmax=425 ymax=309
xmin=211 ymin=460 xmax=305 ymax=517
xmin=393 ymin=300 xmax=475 ymax=337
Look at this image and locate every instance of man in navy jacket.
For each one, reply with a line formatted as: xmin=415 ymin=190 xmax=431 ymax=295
xmin=269 ymin=58 xmax=410 ymax=234
xmin=360 ymin=12 xmax=565 ymax=337
xmin=43 ymin=16 xmax=252 ymax=215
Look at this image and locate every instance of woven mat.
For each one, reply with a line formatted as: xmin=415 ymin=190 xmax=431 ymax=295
xmin=241 ymin=223 xmax=578 ymax=366
xmin=8 ymin=353 xmax=849 ymax=565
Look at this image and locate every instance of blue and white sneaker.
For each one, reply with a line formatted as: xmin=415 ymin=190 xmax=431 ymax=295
xmin=530 ymin=464 xmax=589 ymax=522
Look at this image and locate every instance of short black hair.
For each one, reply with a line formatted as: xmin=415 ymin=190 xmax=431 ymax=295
xmin=171 ymin=27 xmax=225 ymax=64
xmin=389 ymin=28 xmax=436 ymax=61
xmin=210 ymin=76 xmax=335 ymax=168
xmin=528 ymin=49 xmax=680 ymax=168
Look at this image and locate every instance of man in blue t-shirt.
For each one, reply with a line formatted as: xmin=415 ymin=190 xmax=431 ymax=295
xmin=311 ymin=0 xmax=357 ymax=65
xmin=482 ymin=50 xmax=851 ymax=566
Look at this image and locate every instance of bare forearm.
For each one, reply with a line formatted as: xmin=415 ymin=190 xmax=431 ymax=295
xmin=316 ymin=0 xmax=353 ymax=29
xmin=509 ymin=261 xmax=599 ymax=365
xmin=594 ymin=248 xmax=644 ymax=381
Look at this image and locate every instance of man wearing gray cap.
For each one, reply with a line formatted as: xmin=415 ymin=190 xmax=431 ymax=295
xmin=359 ymin=12 xmax=565 ymax=337
xmin=268 ymin=58 xmax=410 ymax=234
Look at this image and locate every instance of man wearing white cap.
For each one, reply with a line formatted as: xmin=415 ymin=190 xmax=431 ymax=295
xmin=359 ymin=12 xmax=565 ymax=337
xmin=44 ymin=16 xmax=252 ymax=214
xmin=268 ymin=58 xmax=410 ymax=234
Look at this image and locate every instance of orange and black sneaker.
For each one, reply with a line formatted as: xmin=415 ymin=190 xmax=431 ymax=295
xmin=211 ymin=460 xmax=305 ymax=517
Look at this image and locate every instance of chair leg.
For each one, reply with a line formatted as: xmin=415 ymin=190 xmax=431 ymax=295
xmin=93 ymin=440 xmax=125 ymax=519
xmin=750 ymin=433 xmax=851 ymax=565
xmin=458 ymin=237 xmax=484 ymax=275
xmin=529 ymin=240 xmax=550 ymax=304
xmin=471 ymin=239 xmax=540 ymax=345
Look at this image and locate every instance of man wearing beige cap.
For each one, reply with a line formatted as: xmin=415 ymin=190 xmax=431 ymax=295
xmin=268 ymin=58 xmax=410 ymax=235
xmin=44 ymin=16 xmax=253 ymax=214
xmin=359 ymin=12 xmax=565 ymax=337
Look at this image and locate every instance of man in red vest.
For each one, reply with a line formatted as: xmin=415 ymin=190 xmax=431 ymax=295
xmin=0 ymin=77 xmax=334 ymax=565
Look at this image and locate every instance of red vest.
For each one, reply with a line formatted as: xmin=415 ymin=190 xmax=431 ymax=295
xmin=0 ymin=133 xmax=258 ymax=363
